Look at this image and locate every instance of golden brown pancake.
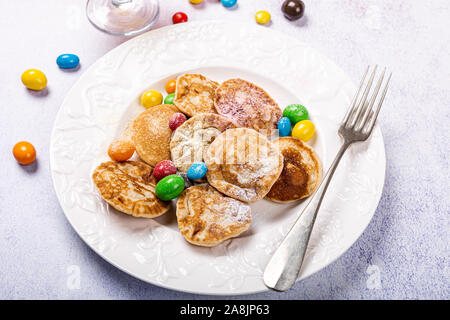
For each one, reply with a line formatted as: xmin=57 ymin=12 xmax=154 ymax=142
xmin=173 ymin=74 xmax=219 ymax=117
xmin=266 ymin=137 xmax=322 ymax=202
xmin=176 ymin=184 xmax=251 ymax=247
xmin=132 ymin=104 xmax=179 ymax=166
xmin=205 ymin=128 xmax=284 ymax=202
xmin=92 ymin=161 xmax=170 ymax=218
xmin=214 ymin=79 xmax=282 ymax=134
xmin=170 ymin=113 xmax=236 ymax=172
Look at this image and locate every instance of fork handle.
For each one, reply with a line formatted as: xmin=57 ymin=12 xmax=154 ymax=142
xmin=263 ymin=142 xmax=350 ymax=291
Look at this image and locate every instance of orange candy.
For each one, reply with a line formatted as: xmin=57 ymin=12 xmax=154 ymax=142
xmin=13 ymin=141 xmax=36 ymax=165
xmin=108 ymin=140 xmax=135 ymax=162
xmin=165 ymin=79 xmax=177 ymax=94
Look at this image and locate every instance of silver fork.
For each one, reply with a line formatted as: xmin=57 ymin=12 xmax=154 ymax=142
xmin=264 ymin=66 xmax=392 ymax=291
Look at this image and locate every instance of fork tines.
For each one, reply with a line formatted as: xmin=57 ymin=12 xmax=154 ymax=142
xmin=342 ymin=66 xmax=392 ymax=135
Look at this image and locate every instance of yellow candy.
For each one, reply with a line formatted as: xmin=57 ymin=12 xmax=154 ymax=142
xmin=255 ymin=10 xmax=271 ymax=25
xmin=189 ymin=0 xmax=203 ymax=3
xmin=21 ymin=69 xmax=47 ymax=91
xmin=292 ymin=120 xmax=315 ymax=142
xmin=141 ymin=90 xmax=163 ymax=109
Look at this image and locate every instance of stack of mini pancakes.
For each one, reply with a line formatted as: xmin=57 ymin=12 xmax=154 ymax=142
xmin=92 ymin=74 xmax=322 ymax=247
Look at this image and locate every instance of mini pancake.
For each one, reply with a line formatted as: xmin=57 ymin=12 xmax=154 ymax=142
xmin=266 ymin=137 xmax=322 ymax=203
xmin=170 ymin=113 xmax=236 ymax=172
xmin=205 ymin=128 xmax=284 ymax=203
xmin=132 ymin=104 xmax=179 ymax=166
xmin=214 ymin=79 xmax=282 ymax=134
xmin=92 ymin=161 xmax=170 ymax=218
xmin=176 ymin=184 xmax=251 ymax=247
xmin=173 ymin=74 xmax=219 ymax=116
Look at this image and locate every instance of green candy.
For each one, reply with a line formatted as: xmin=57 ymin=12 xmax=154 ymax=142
xmin=155 ymin=174 xmax=185 ymax=201
xmin=164 ymin=93 xmax=175 ymax=105
xmin=283 ymin=104 xmax=309 ymax=124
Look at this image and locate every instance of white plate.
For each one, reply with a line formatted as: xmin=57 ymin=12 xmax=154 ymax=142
xmin=50 ymin=21 xmax=385 ymax=295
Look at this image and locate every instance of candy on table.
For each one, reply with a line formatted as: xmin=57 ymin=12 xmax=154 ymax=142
xmin=292 ymin=119 xmax=315 ymax=142
xmin=108 ymin=139 xmax=135 ymax=162
xmin=155 ymin=174 xmax=185 ymax=201
xmin=255 ymin=10 xmax=271 ymax=25
xmin=56 ymin=54 xmax=80 ymax=69
xmin=277 ymin=117 xmax=292 ymax=137
xmin=165 ymin=79 xmax=177 ymax=94
xmin=221 ymin=0 xmax=237 ymax=8
xmin=141 ymin=89 xmax=163 ymax=108
xmin=283 ymin=104 xmax=309 ymax=124
xmin=187 ymin=162 xmax=208 ymax=180
xmin=169 ymin=112 xmax=187 ymax=130
xmin=281 ymin=0 xmax=305 ymax=21
xmin=189 ymin=0 xmax=203 ymax=4
xmin=153 ymin=160 xmax=177 ymax=182
xmin=21 ymin=69 xmax=47 ymax=91
xmin=164 ymin=93 xmax=175 ymax=105
xmin=172 ymin=12 xmax=188 ymax=24
xmin=13 ymin=141 xmax=36 ymax=165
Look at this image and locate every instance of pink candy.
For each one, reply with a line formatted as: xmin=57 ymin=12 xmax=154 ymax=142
xmin=169 ymin=113 xmax=187 ymax=131
xmin=153 ymin=160 xmax=177 ymax=182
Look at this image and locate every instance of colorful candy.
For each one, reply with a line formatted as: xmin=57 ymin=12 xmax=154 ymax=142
xmin=169 ymin=113 xmax=187 ymax=130
xmin=281 ymin=0 xmax=305 ymax=21
xmin=21 ymin=69 xmax=47 ymax=91
xmin=292 ymin=120 xmax=315 ymax=142
xmin=153 ymin=160 xmax=177 ymax=182
xmin=187 ymin=162 xmax=207 ymax=180
xmin=189 ymin=0 xmax=203 ymax=4
xmin=172 ymin=12 xmax=188 ymax=24
xmin=164 ymin=93 xmax=175 ymax=105
xmin=141 ymin=90 xmax=163 ymax=109
xmin=255 ymin=10 xmax=271 ymax=24
xmin=277 ymin=117 xmax=292 ymax=137
xmin=108 ymin=140 xmax=135 ymax=162
xmin=13 ymin=141 xmax=36 ymax=165
xmin=283 ymin=104 xmax=309 ymax=124
xmin=165 ymin=79 xmax=177 ymax=94
xmin=155 ymin=174 xmax=185 ymax=201
xmin=221 ymin=0 xmax=237 ymax=8
xmin=56 ymin=54 xmax=80 ymax=69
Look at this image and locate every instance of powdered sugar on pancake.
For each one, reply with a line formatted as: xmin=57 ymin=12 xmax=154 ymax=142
xmin=205 ymin=128 xmax=283 ymax=202
xmin=170 ymin=113 xmax=235 ymax=172
xmin=214 ymin=78 xmax=282 ymax=134
xmin=173 ymin=74 xmax=219 ymax=117
xmin=176 ymin=184 xmax=251 ymax=247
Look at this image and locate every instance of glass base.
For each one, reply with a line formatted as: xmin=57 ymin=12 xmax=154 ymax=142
xmin=86 ymin=0 xmax=160 ymax=36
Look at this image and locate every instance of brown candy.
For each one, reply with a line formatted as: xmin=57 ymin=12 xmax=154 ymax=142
xmin=281 ymin=0 xmax=305 ymax=21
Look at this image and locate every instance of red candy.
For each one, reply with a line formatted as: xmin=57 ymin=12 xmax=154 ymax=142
xmin=172 ymin=12 xmax=188 ymax=24
xmin=153 ymin=160 xmax=177 ymax=182
xmin=169 ymin=113 xmax=187 ymax=131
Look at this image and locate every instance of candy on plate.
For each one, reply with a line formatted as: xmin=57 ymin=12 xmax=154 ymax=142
xmin=292 ymin=119 xmax=315 ymax=142
xmin=187 ymin=162 xmax=208 ymax=180
xmin=155 ymin=174 xmax=185 ymax=201
xmin=277 ymin=117 xmax=292 ymax=137
xmin=153 ymin=160 xmax=177 ymax=182
xmin=141 ymin=89 xmax=163 ymax=109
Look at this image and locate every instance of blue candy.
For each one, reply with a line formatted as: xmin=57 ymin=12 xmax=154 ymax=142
xmin=187 ymin=162 xmax=207 ymax=180
xmin=221 ymin=0 xmax=237 ymax=8
xmin=56 ymin=54 xmax=80 ymax=69
xmin=278 ymin=117 xmax=292 ymax=137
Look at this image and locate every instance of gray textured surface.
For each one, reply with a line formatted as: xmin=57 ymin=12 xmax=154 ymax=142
xmin=0 ymin=0 xmax=448 ymax=299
